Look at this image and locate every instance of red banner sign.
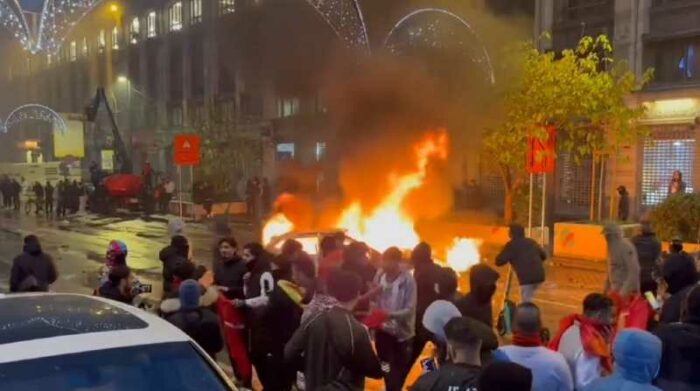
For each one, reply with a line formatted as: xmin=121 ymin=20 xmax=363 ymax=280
xmin=174 ymin=134 xmax=201 ymax=166
xmin=527 ymin=126 xmax=556 ymax=174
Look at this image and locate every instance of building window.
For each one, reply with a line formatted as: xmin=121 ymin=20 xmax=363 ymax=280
xmin=69 ymin=41 xmax=77 ymax=61
xmin=112 ymin=26 xmax=120 ymax=50
xmin=642 ymin=127 xmax=695 ymax=206
xmin=81 ymin=37 xmax=88 ymax=56
xmin=315 ymin=142 xmax=327 ymax=161
xmin=190 ymin=0 xmax=202 ymax=23
xmin=147 ymin=11 xmax=157 ymax=38
xmin=98 ymin=30 xmax=106 ymax=51
xmin=46 ymin=54 xmax=52 ymax=66
xmin=278 ymin=97 xmax=300 ymax=117
xmin=220 ymin=0 xmax=236 ymax=15
xmin=276 ymin=143 xmax=295 ymax=161
xmin=169 ymin=2 xmax=183 ymax=31
xmin=130 ymin=17 xmax=140 ymax=44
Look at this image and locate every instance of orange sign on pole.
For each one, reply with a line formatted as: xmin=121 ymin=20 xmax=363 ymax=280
xmin=174 ymin=134 xmax=201 ymax=166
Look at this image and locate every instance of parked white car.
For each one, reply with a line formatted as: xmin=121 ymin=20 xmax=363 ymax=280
xmin=0 ymin=293 xmax=236 ymax=391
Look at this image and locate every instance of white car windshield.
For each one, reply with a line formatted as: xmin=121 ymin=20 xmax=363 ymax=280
xmin=0 ymin=342 xmax=231 ymax=391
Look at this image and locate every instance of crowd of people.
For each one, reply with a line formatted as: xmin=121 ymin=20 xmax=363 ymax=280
xmin=6 ymin=218 xmax=700 ymax=391
xmin=0 ymin=176 xmax=85 ymax=216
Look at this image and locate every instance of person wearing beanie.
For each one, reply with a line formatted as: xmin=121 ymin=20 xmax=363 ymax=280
xmin=10 ymin=234 xmax=58 ymax=292
xmin=659 ymin=252 xmax=699 ymax=324
xmin=496 ymin=303 xmax=573 ymax=391
xmin=411 ymin=242 xmax=444 ymax=366
xmin=654 ymin=285 xmax=700 ymax=391
xmin=478 ymin=362 xmax=533 ymax=391
xmin=160 ymin=272 xmax=219 ymax=315
xmin=285 ymin=269 xmax=383 ymax=391
xmin=164 ymin=279 xmax=223 ymax=359
xmin=582 ymin=329 xmax=662 ymax=391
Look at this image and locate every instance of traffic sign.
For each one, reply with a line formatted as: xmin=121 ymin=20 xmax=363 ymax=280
xmin=174 ymin=134 xmax=201 ymax=166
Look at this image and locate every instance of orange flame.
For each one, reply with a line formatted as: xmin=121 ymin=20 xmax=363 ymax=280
xmin=262 ymin=213 xmax=294 ymax=244
xmin=336 ymin=130 xmax=448 ymax=252
xmin=445 ymin=238 xmax=482 ymax=273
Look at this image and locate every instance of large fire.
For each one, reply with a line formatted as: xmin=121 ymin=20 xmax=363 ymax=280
xmin=262 ymin=130 xmax=482 ymax=272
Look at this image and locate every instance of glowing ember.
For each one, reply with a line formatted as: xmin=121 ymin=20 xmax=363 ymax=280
xmin=335 ymin=130 xmax=448 ymax=252
xmin=445 ymin=238 xmax=482 ymax=273
xmin=262 ymin=213 xmax=294 ymax=244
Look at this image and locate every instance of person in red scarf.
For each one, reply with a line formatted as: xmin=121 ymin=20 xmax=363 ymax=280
xmin=549 ymin=293 xmax=614 ymax=390
xmin=495 ymin=303 xmax=573 ymax=391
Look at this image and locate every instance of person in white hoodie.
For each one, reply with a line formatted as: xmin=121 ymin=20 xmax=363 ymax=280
xmin=550 ymin=293 xmax=615 ymax=390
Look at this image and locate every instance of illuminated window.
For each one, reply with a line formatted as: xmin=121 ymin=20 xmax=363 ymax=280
xmin=112 ymin=26 xmax=120 ymax=50
xmin=190 ymin=0 xmax=202 ymax=23
xmin=278 ymin=97 xmax=300 ymax=117
xmin=642 ymin=126 xmax=696 ymax=206
xmin=220 ymin=0 xmax=236 ymax=15
xmin=147 ymin=11 xmax=157 ymax=38
xmin=276 ymin=143 xmax=295 ymax=160
xmin=130 ymin=17 xmax=140 ymax=44
xmin=69 ymin=41 xmax=77 ymax=61
xmin=98 ymin=30 xmax=106 ymax=51
xmin=169 ymin=2 xmax=183 ymax=31
xmin=82 ymin=37 xmax=88 ymax=56
xmin=315 ymin=142 xmax=327 ymax=161
xmin=46 ymin=54 xmax=52 ymax=66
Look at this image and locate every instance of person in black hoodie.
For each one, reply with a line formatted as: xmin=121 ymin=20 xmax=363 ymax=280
xmin=234 ymin=242 xmax=275 ymax=386
xmin=411 ymin=242 xmax=444 ymax=366
xmin=165 ymin=279 xmax=223 ymax=360
xmin=253 ymin=254 xmax=317 ymax=391
xmin=159 ymin=235 xmax=192 ymax=296
xmin=213 ymin=237 xmax=246 ymax=300
xmin=456 ymin=264 xmax=500 ymax=328
xmin=10 ymin=235 xmax=58 ymax=292
xmin=285 ymin=268 xmax=384 ymax=391
xmin=654 ymin=284 xmax=700 ymax=391
xmin=632 ymin=223 xmax=662 ymax=295
xmin=495 ymin=224 xmax=547 ymax=303
xmin=659 ymin=252 xmax=699 ymax=324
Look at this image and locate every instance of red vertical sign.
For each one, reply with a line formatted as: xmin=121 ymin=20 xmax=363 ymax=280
xmin=527 ymin=126 xmax=556 ymax=174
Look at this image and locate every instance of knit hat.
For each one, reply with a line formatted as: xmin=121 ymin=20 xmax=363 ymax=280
xmin=478 ymin=362 xmax=532 ymax=391
xmin=108 ymin=240 xmax=128 ymax=256
xmin=422 ymin=300 xmax=461 ymax=342
xmin=179 ymin=279 xmax=201 ymax=311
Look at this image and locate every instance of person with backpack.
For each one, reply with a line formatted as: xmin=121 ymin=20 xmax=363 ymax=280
xmin=10 ymin=235 xmax=58 ymax=292
xmin=164 ymin=279 xmax=223 ymax=359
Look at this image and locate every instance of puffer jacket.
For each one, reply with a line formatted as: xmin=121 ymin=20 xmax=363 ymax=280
xmin=582 ymin=329 xmax=662 ymax=391
xmin=10 ymin=240 xmax=58 ymax=292
xmin=604 ymin=225 xmax=640 ymax=297
xmin=495 ymin=224 xmax=547 ymax=285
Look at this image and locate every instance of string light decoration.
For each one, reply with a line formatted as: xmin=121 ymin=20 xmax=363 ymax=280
xmin=303 ymin=0 xmax=369 ymax=50
xmin=0 ymin=103 xmax=67 ymax=134
xmin=384 ymin=8 xmax=495 ymax=85
xmin=0 ymin=0 xmax=33 ymax=52
xmin=36 ymin=0 xmax=104 ymax=54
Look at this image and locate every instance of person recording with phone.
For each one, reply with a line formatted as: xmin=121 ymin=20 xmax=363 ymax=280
xmin=97 ymin=265 xmax=139 ymax=304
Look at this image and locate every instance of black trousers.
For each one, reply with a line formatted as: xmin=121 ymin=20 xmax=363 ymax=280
xmin=376 ymin=331 xmax=413 ymax=391
xmin=250 ymin=348 xmax=294 ymax=391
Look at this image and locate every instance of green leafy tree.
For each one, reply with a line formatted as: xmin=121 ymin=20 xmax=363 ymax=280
xmin=484 ymin=35 xmax=653 ymax=223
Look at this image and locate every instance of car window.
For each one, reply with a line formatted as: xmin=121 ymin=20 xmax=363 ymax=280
xmin=0 ymin=342 xmax=231 ymax=391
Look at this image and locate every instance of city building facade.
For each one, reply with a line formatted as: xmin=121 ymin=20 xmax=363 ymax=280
xmin=536 ymin=0 xmax=700 ymax=220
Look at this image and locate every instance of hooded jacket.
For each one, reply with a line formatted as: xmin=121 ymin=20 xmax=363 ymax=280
xmin=159 ymin=235 xmax=190 ymax=293
xmin=284 ymin=306 xmax=384 ymax=391
xmin=455 ymin=264 xmax=500 ymax=327
xmin=495 ymin=224 xmax=547 ymax=286
xmin=631 ymin=229 xmax=661 ymax=288
xmin=10 ymin=237 xmax=58 ymax=292
xmin=412 ymin=243 xmax=444 ymax=338
xmin=659 ymin=254 xmax=698 ymax=324
xmin=654 ymin=320 xmax=700 ymax=391
xmin=603 ymin=225 xmax=640 ymax=297
xmin=582 ymin=329 xmax=662 ymax=391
